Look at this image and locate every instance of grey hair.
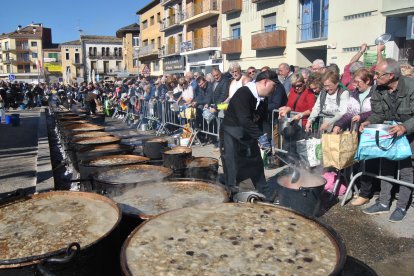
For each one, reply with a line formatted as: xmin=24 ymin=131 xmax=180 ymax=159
xmin=279 ymin=63 xmax=290 ymax=70
xmin=300 ymin=68 xmax=311 ymax=78
xmin=349 ymin=61 xmax=364 ymax=74
xmin=384 ymin=58 xmax=401 ymax=79
xmin=312 ymin=59 xmax=325 ymax=68
xmin=228 ymin=62 xmax=241 ymax=72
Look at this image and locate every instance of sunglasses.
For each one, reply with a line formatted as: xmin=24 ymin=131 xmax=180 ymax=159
xmin=293 ymin=83 xmax=304 ymax=88
xmin=247 ymin=71 xmax=256 ymax=75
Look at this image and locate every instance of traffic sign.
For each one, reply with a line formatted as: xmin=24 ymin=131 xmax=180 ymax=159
xmin=8 ymin=74 xmax=15 ymax=81
xmin=141 ymin=64 xmax=151 ymax=75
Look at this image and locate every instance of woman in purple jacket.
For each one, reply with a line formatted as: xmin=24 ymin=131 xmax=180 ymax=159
xmin=333 ymin=68 xmax=378 ymax=206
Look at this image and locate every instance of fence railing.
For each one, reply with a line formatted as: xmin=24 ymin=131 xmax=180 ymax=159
xmin=297 ymin=20 xmax=328 ymax=42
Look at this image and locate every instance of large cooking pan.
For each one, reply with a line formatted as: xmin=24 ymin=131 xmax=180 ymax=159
xmin=74 ymin=144 xmax=135 ymax=167
xmin=112 ymin=178 xmax=229 ymax=243
xmin=121 ymin=203 xmax=347 ymax=276
xmin=92 ymin=165 xmax=173 ymax=197
xmin=0 ymin=191 xmax=121 ymax=276
xmin=78 ymin=155 xmax=150 ymax=191
xmin=63 ymin=123 xmax=105 ymax=133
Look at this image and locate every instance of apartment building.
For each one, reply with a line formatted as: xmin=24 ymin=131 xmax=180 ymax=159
xmin=180 ymin=0 xmax=222 ymax=73
xmin=116 ymin=23 xmax=141 ymax=75
xmin=0 ymin=23 xmax=52 ymax=83
xmin=221 ymin=0 xmax=404 ymax=72
xmin=81 ymin=35 xmax=124 ymax=82
xmin=137 ymin=0 xmax=164 ymax=76
xmin=60 ymin=40 xmax=84 ymax=84
xmin=159 ymin=0 xmax=186 ymax=75
xmin=43 ymin=47 xmax=62 ymax=83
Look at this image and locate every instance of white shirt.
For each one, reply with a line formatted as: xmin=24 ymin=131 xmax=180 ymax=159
xmin=181 ymin=85 xmax=194 ymax=102
xmin=245 ymin=82 xmax=264 ymax=110
xmin=229 ymin=77 xmax=243 ymax=98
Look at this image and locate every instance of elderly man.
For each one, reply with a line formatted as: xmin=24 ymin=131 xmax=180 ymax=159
xmin=208 ymin=67 xmax=230 ymax=107
xmin=360 ymin=58 xmax=414 ymax=222
xmin=222 ymin=70 xmax=279 ymax=201
xmin=278 ymin=63 xmax=293 ymax=95
xmin=226 ymin=62 xmax=252 ymax=102
xmin=311 ymin=59 xmax=326 ymax=73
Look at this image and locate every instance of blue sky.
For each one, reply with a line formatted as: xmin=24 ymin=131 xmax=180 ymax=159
xmin=0 ymin=0 xmax=152 ymax=43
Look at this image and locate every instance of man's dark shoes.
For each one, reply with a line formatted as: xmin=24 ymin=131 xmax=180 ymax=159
xmin=389 ymin=207 xmax=407 ymax=223
xmin=363 ymin=202 xmax=390 ymax=215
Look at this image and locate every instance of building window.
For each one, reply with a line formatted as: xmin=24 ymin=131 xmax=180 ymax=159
xmin=66 ymin=49 xmax=69 ymax=51
xmin=116 ymin=61 xmax=122 ymax=70
xmin=75 ymin=49 xmax=78 ymax=52
xmin=133 ymin=58 xmax=139 ymax=68
xmin=119 ymin=47 xmax=122 ymax=56
xmin=32 ymin=52 xmax=38 ymax=58
xmin=5 ymin=42 xmax=9 ymax=50
xmin=18 ymin=65 xmax=24 ymax=70
xmin=154 ymin=59 xmax=160 ymax=71
xmin=66 ymin=53 xmax=70 ymax=60
xmin=23 ymin=53 xmax=30 ymax=62
xmin=133 ymin=36 xmax=139 ymax=47
xmin=24 ymin=65 xmax=30 ymax=72
xmin=31 ymin=41 xmax=37 ymax=47
xmin=157 ymin=12 xmax=161 ymax=23
xmin=114 ymin=48 xmax=118 ymax=56
xmin=230 ymin=23 xmax=241 ymax=39
xmin=143 ymin=39 xmax=148 ymax=47
xmin=102 ymin=47 xmax=106 ymax=56
xmin=75 ymin=53 xmax=80 ymax=63
xmin=142 ymin=20 xmax=148 ymax=29
xmin=263 ymin=13 xmax=276 ymax=32
xmin=33 ymin=64 xmax=37 ymax=70
xmin=150 ymin=16 xmax=154 ymax=25
xmin=157 ymin=37 xmax=161 ymax=48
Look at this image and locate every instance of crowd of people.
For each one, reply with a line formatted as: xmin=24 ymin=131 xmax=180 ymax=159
xmin=1 ymin=42 xmax=414 ymax=222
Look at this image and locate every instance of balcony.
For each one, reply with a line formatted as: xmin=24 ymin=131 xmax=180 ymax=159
xmin=161 ymin=0 xmax=176 ymax=6
xmin=180 ymin=36 xmax=219 ymax=55
xmin=221 ymin=37 xmax=242 ymax=54
xmin=297 ymin=20 xmax=328 ymax=42
xmin=251 ymin=27 xmax=286 ymax=50
xmin=88 ymin=55 xmax=123 ymax=60
xmin=4 ymin=45 xmax=31 ymax=52
xmin=138 ymin=44 xmax=159 ymax=58
xmin=160 ymin=14 xmax=182 ymax=32
xmin=222 ymin=0 xmax=242 ymax=14
xmin=181 ymin=0 xmax=219 ymax=25
xmin=159 ymin=43 xmax=180 ymax=57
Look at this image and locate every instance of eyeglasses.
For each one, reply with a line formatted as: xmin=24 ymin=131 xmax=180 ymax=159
xmin=374 ymin=71 xmax=390 ymax=78
xmin=353 ymin=79 xmax=365 ymax=84
xmin=247 ymin=70 xmax=256 ymax=75
xmin=293 ymin=83 xmax=304 ymax=88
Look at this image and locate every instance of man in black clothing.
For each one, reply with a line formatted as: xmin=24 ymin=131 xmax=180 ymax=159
xmin=222 ymin=70 xmax=279 ymax=201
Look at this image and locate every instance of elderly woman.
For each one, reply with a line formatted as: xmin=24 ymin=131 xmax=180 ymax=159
xmin=305 ymin=71 xmax=349 ymax=132
xmin=307 ymin=72 xmax=324 ymax=97
xmin=333 ymin=68 xmax=378 ymax=206
xmin=279 ymin=73 xmax=316 ymax=154
xmin=279 ymin=73 xmax=316 ymax=128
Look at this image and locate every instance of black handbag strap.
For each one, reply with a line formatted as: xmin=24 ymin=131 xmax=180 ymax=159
xmin=375 ymin=130 xmax=397 ymax=151
xmin=292 ymin=91 xmax=304 ymax=111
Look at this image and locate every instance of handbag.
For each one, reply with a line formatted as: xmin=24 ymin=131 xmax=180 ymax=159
xmin=355 ymin=123 xmax=412 ymax=161
xmin=322 ymin=130 xmax=358 ymax=169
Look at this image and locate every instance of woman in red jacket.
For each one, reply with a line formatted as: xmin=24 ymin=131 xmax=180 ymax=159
xmin=278 ymin=73 xmax=316 ymax=154
xmin=279 ymin=73 xmax=316 ymax=127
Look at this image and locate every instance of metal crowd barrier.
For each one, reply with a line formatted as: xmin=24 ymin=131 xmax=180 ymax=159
xmin=271 ymin=109 xmax=303 ymax=154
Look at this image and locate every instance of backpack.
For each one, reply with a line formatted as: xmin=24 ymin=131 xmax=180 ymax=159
xmin=319 ymin=89 xmax=344 ymax=111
